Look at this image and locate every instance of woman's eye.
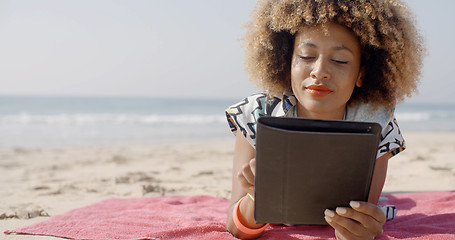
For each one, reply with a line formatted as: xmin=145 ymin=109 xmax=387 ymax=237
xmin=299 ymin=56 xmax=315 ymax=60
xmin=333 ymin=59 xmax=348 ymax=64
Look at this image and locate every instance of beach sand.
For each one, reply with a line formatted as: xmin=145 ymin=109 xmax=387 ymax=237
xmin=1 ymin=131 xmax=454 ymax=239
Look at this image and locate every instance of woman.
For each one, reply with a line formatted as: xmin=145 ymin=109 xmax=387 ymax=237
xmin=225 ymin=0 xmax=424 ymax=239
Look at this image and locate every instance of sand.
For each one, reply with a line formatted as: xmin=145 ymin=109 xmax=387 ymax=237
xmin=1 ymin=131 xmax=454 ymax=239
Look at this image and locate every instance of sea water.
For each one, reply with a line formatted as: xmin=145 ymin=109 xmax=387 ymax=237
xmin=0 ymin=96 xmax=235 ymax=148
xmin=0 ymin=96 xmax=453 ymax=148
xmin=395 ymin=103 xmax=455 ymax=132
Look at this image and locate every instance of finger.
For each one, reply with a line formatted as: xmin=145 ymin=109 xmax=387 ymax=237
xmin=249 ymin=158 xmax=256 ymax=176
xmin=335 ymin=231 xmax=347 ymax=240
xmin=350 ymin=201 xmax=387 ymax=224
xmin=335 ymin=207 xmax=383 ymax=236
xmin=324 ymin=214 xmax=363 ymax=240
xmin=241 ymin=162 xmax=255 ymax=185
xmin=335 ymin=229 xmax=351 ymax=240
xmin=325 ymin=209 xmax=373 ymax=239
xmin=237 ymin=170 xmax=254 ymax=192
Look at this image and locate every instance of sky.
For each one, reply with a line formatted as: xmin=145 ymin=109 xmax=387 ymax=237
xmin=0 ymin=0 xmax=454 ymax=104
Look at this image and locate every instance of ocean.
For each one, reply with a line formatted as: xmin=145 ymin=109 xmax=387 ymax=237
xmin=0 ymin=96 xmax=454 ymax=148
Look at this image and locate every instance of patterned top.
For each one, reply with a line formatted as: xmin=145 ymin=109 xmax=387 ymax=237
xmin=225 ymin=92 xmax=405 ymax=159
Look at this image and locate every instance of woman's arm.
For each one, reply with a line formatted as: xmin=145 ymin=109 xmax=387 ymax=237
xmin=368 ymin=153 xmax=391 ymax=204
xmin=226 ymin=131 xmax=267 ymax=239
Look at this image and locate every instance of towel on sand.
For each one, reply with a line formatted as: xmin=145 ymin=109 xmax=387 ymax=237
xmin=5 ymin=191 xmax=455 ymax=240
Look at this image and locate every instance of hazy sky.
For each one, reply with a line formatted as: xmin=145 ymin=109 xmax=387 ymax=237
xmin=0 ymin=0 xmax=453 ymax=103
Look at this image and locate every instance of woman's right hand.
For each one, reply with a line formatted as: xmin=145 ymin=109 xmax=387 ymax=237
xmin=227 ymin=132 xmax=267 ymax=239
xmin=237 ymin=158 xmax=256 ymax=196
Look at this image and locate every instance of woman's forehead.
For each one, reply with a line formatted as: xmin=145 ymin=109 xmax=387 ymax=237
xmin=294 ymin=22 xmax=361 ymax=51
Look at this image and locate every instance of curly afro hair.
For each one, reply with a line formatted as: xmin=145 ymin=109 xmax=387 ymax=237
xmin=243 ymin=0 xmax=425 ymax=110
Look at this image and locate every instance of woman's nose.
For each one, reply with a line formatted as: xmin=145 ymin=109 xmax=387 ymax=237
xmin=310 ymin=57 xmax=330 ymax=80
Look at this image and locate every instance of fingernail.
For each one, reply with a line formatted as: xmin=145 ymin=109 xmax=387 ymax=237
xmin=324 ymin=216 xmax=332 ymax=223
xmin=336 ymin=207 xmax=347 ymax=215
xmin=324 ymin=209 xmax=335 ymax=217
xmin=249 ymin=186 xmax=254 ymax=190
xmin=350 ymin=201 xmax=360 ymax=208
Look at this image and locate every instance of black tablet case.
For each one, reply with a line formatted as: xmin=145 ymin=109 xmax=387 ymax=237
xmin=254 ymin=116 xmax=382 ymax=225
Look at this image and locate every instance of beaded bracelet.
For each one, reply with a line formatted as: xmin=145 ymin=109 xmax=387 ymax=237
xmin=232 ymin=196 xmax=270 ymax=236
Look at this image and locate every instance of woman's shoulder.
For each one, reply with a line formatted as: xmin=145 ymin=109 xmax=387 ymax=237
xmin=346 ymin=103 xmax=393 ymax=129
xmin=225 ymin=92 xmax=296 ymax=147
xmin=347 ymin=103 xmax=406 ymax=158
xmin=227 ymin=92 xmax=296 ymax=115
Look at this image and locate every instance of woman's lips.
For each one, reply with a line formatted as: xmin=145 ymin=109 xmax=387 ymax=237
xmin=305 ymin=85 xmax=333 ymax=97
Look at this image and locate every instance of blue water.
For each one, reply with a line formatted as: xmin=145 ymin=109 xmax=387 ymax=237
xmin=0 ymin=96 xmax=237 ymax=148
xmin=395 ymin=103 xmax=455 ymax=132
xmin=0 ymin=96 xmax=453 ymax=148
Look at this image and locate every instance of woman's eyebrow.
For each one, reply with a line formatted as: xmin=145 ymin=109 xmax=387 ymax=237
xmin=333 ymin=45 xmax=353 ymax=54
xmin=297 ymin=42 xmax=354 ymax=54
xmin=297 ymin=42 xmax=317 ymax=48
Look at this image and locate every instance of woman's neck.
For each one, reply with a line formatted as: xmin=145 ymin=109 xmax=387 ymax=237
xmin=296 ymin=104 xmax=346 ymax=120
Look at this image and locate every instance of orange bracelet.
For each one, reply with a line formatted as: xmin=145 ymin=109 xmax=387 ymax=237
xmin=233 ymin=196 xmax=270 ymax=235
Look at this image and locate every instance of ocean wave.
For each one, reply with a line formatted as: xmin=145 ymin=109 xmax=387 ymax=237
xmin=0 ymin=113 xmax=227 ymax=125
xmin=395 ymin=110 xmax=455 ymax=122
xmin=2 ymin=110 xmax=454 ymax=125
xmin=395 ymin=112 xmax=431 ymax=121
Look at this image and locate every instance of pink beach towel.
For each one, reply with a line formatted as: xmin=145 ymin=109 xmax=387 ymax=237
xmin=5 ymin=191 xmax=455 ymax=240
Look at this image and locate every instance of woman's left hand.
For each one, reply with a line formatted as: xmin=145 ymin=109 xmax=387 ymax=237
xmin=324 ymin=201 xmax=386 ymax=240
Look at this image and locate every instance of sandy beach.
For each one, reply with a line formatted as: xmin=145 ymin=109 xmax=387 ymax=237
xmin=1 ymin=131 xmax=454 ymax=239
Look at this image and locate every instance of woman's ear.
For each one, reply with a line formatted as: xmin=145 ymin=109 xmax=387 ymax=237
xmin=356 ymin=67 xmax=365 ymax=87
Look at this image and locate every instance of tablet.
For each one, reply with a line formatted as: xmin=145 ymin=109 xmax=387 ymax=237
xmin=254 ymin=116 xmax=382 ymax=225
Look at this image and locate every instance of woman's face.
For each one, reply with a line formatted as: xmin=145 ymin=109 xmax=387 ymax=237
xmin=291 ymin=22 xmax=363 ymax=120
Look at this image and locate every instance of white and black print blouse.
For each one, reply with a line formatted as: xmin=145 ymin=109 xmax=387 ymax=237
xmin=226 ymin=92 xmax=405 ymax=159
